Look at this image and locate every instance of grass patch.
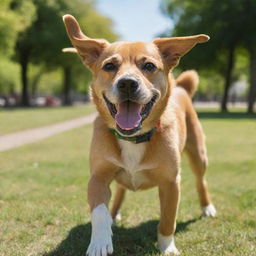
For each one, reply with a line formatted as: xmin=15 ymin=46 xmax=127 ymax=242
xmin=0 ymin=104 xmax=95 ymax=135
xmin=0 ymin=111 xmax=255 ymax=255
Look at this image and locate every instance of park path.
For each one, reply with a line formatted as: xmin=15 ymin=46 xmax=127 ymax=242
xmin=0 ymin=113 xmax=97 ymax=152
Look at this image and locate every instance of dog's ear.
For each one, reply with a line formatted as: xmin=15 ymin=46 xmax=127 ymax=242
xmin=153 ymin=35 xmax=209 ymax=69
xmin=63 ymin=14 xmax=109 ymax=68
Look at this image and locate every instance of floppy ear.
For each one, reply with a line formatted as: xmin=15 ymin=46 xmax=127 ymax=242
xmin=153 ymin=35 xmax=209 ymax=69
xmin=63 ymin=14 xmax=109 ymax=67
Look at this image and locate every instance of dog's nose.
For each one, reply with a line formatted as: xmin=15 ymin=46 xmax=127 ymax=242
xmin=117 ymin=78 xmax=139 ymax=93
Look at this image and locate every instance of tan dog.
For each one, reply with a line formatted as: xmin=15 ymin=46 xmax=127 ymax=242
xmin=63 ymin=14 xmax=216 ymax=256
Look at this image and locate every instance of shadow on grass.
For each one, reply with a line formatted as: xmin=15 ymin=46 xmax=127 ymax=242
xmin=197 ymin=111 xmax=256 ymax=119
xmin=43 ymin=218 xmax=199 ymax=256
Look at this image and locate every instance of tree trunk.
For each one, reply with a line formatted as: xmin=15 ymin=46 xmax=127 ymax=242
xmin=221 ymin=46 xmax=235 ymax=112
xmin=247 ymin=47 xmax=256 ymax=113
xmin=63 ymin=66 xmax=72 ymax=106
xmin=31 ymin=69 xmax=44 ymax=97
xmin=20 ymin=54 xmax=30 ymax=106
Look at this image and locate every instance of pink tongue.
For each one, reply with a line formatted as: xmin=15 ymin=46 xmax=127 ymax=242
xmin=115 ymin=101 xmax=142 ymax=130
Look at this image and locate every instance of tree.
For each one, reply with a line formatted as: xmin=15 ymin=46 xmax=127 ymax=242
xmin=13 ymin=0 xmax=71 ymax=106
xmin=0 ymin=0 xmax=35 ymax=55
xmin=162 ymin=0 xmax=256 ymax=112
xmin=13 ymin=0 xmax=117 ymax=106
xmin=0 ymin=0 xmax=35 ymax=101
xmin=0 ymin=57 xmax=19 ymax=95
xmin=240 ymin=0 xmax=256 ymax=113
xmin=247 ymin=47 xmax=256 ymax=113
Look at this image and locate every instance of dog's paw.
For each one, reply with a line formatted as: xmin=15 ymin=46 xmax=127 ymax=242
xmin=115 ymin=212 xmax=122 ymax=221
xmin=86 ymin=236 xmax=113 ymax=256
xmin=157 ymin=233 xmax=180 ymax=255
xmin=202 ymin=204 xmax=217 ymax=217
xmin=112 ymin=213 xmax=122 ymax=226
xmin=87 ymin=204 xmax=113 ymax=256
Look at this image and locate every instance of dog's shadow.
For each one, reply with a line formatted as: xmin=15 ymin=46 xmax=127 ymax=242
xmin=43 ymin=218 xmax=199 ymax=256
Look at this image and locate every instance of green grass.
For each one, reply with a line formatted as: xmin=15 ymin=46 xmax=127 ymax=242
xmin=0 ymin=104 xmax=95 ymax=135
xmin=0 ymin=111 xmax=255 ymax=256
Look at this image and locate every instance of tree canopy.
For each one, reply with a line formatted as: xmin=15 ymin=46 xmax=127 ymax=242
xmin=0 ymin=0 xmax=35 ymax=55
xmin=0 ymin=0 xmax=118 ymax=106
xmin=162 ymin=0 xmax=256 ymax=112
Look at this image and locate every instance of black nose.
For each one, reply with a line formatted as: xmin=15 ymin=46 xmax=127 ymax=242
xmin=117 ymin=78 xmax=139 ymax=93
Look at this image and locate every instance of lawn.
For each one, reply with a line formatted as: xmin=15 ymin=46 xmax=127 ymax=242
xmin=0 ymin=111 xmax=255 ymax=256
xmin=0 ymin=104 xmax=95 ymax=135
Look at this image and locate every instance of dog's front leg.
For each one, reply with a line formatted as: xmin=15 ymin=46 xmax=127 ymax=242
xmin=158 ymin=177 xmax=181 ymax=255
xmin=86 ymin=174 xmax=114 ymax=256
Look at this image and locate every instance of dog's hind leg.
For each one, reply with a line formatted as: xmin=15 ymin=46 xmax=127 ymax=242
xmin=111 ymin=183 xmax=126 ymax=221
xmin=185 ymin=116 xmax=216 ymax=217
xmin=185 ymin=148 xmax=216 ymax=215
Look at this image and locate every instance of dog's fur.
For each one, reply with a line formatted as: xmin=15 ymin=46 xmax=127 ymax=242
xmin=63 ymin=14 xmax=216 ymax=255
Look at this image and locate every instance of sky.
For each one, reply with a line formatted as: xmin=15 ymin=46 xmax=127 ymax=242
xmin=96 ymin=0 xmax=173 ymax=42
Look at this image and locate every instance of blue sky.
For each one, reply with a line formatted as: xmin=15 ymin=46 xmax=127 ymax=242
xmin=96 ymin=0 xmax=173 ymax=42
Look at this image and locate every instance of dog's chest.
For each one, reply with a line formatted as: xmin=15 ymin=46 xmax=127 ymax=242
xmin=116 ymin=140 xmax=148 ymax=190
xmin=118 ymin=140 xmax=145 ymax=173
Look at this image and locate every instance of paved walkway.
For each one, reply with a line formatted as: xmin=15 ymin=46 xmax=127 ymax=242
xmin=0 ymin=113 xmax=97 ymax=152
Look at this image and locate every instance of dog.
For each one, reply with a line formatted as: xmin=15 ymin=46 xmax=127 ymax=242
xmin=63 ymin=14 xmax=217 ymax=255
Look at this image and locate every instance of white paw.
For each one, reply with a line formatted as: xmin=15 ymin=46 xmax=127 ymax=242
xmin=157 ymin=233 xmax=180 ymax=255
xmin=86 ymin=204 xmax=113 ymax=256
xmin=115 ymin=212 xmax=122 ymax=221
xmin=86 ymin=235 xmax=113 ymax=256
xmin=113 ymin=213 xmax=122 ymax=226
xmin=202 ymin=204 xmax=217 ymax=217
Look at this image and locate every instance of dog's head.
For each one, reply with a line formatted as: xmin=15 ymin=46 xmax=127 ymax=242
xmin=63 ymin=15 xmax=209 ymax=136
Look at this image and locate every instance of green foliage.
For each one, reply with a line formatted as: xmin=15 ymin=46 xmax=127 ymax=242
xmin=0 ymin=0 xmax=35 ymax=55
xmin=0 ymin=0 xmax=118 ymax=96
xmin=14 ymin=0 xmax=77 ymax=66
xmin=162 ymin=0 xmax=255 ymax=99
xmin=233 ymin=48 xmax=249 ymax=93
xmin=163 ymin=0 xmax=233 ymax=69
xmin=198 ymin=71 xmax=223 ymax=98
xmin=0 ymin=56 xmax=20 ymax=94
xmin=19 ymin=0 xmax=117 ymax=70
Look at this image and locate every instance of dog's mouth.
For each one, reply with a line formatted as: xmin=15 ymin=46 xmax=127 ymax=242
xmin=103 ymin=94 xmax=157 ymax=135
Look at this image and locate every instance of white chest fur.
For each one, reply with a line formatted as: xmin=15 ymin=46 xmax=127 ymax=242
xmin=118 ymin=139 xmax=146 ymax=173
xmin=117 ymin=139 xmax=148 ymax=190
xmin=105 ymin=139 xmax=157 ymax=190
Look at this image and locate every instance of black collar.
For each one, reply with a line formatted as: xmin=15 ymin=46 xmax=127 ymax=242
xmin=109 ymin=127 xmax=156 ymax=144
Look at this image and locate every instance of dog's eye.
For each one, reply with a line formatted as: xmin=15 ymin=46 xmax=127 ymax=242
xmin=103 ymin=62 xmax=117 ymax=72
xmin=142 ymin=62 xmax=157 ymax=72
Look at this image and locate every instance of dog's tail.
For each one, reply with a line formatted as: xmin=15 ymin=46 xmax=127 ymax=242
xmin=176 ymin=70 xmax=199 ymax=97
